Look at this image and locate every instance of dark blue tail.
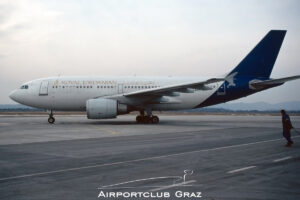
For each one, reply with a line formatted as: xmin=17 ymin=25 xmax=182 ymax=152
xmin=228 ymin=30 xmax=286 ymax=78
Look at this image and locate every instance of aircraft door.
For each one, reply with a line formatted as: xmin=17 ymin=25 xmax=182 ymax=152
xmin=39 ymin=81 xmax=49 ymax=96
xmin=118 ymin=84 xmax=123 ymax=94
xmin=217 ymin=82 xmax=226 ymax=95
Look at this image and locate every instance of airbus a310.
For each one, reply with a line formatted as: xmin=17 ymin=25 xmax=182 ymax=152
xmin=9 ymin=30 xmax=300 ymax=124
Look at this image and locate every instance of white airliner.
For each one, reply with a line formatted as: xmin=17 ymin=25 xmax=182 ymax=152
xmin=9 ymin=30 xmax=300 ymax=124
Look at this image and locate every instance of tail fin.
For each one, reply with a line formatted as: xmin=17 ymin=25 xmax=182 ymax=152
xmin=228 ymin=30 xmax=286 ymax=78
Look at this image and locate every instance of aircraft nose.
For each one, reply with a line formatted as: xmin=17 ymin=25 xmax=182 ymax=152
xmin=9 ymin=90 xmax=19 ymax=102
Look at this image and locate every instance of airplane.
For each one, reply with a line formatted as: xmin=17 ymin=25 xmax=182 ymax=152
xmin=9 ymin=30 xmax=300 ymax=124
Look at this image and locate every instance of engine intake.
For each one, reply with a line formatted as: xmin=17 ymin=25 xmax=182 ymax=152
xmin=86 ymin=99 xmax=128 ymax=119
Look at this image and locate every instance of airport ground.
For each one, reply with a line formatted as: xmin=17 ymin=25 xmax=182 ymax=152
xmin=0 ymin=114 xmax=300 ymax=200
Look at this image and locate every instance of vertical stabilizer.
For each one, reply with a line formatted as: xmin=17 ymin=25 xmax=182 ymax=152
xmin=228 ymin=30 xmax=286 ymax=78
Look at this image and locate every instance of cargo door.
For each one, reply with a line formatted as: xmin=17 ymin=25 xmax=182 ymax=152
xmin=217 ymin=82 xmax=226 ymax=96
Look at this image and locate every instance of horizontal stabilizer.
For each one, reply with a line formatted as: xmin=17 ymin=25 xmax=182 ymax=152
xmin=250 ymin=75 xmax=300 ymax=90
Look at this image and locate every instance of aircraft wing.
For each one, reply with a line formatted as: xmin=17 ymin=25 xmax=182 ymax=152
xmin=124 ymin=78 xmax=224 ymax=97
xmin=101 ymin=78 xmax=224 ymax=105
xmin=250 ymin=75 xmax=300 ymax=90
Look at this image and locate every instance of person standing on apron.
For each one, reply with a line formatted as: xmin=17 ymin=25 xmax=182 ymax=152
xmin=281 ymin=109 xmax=294 ymax=147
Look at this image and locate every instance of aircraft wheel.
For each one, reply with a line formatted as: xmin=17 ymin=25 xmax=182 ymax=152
xmin=151 ymin=116 xmax=159 ymax=124
xmin=143 ymin=116 xmax=151 ymax=124
xmin=48 ymin=117 xmax=55 ymax=124
xmin=136 ymin=115 xmax=143 ymax=123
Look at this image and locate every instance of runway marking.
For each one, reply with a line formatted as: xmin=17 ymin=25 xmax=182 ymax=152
xmin=150 ymin=180 xmax=196 ymax=192
xmin=227 ymin=166 xmax=256 ymax=174
xmin=0 ymin=123 xmax=11 ymax=126
xmin=99 ymin=176 xmax=182 ymax=189
xmin=0 ymin=136 xmax=299 ymax=182
xmin=273 ymin=156 xmax=293 ymax=163
xmin=95 ymin=126 xmax=119 ymax=135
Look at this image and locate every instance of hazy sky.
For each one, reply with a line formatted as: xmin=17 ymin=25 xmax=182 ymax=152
xmin=1 ymin=0 xmax=300 ymax=104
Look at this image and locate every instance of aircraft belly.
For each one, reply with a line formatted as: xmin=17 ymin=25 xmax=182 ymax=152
xmin=53 ymin=96 xmax=87 ymax=111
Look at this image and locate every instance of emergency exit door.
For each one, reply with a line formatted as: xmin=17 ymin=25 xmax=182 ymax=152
xmin=118 ymin=84 xmax=123 ymax=94
xmin=39 ymin=81 xmax=49 ymax=96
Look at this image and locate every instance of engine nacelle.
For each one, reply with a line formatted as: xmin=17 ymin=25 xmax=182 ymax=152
xmin=86 ymin=99 xmax=128 ymax=119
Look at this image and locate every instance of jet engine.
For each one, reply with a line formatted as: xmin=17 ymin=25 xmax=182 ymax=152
xmin=86 ymin=99 xmax=128 ymax=119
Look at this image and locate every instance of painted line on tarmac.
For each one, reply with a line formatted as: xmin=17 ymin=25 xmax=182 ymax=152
xmin=150 ymin=180 xmax=196 ymax=192
xmin=95 ymin=126 xmax=119 ymax=135
xmin=273 ymin=156 xmax=293 ymax=163
xmin=99 ymin=176 xmax=182 ymax=189
xmin=0 ymin=123 xmax=11 ymax=126
xmin=0 ymin=136 xmax=299 ymax=182
xmin=227 ymin=166 xmax=256 ymax=174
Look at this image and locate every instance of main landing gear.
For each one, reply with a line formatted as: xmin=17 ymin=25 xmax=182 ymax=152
xmin=136 ymin=110 xmax=159 ymax=124
xmin=48 ymin=110 xmax=55 ymax=124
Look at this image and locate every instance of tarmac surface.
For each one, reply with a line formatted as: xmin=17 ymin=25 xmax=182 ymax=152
xmin=0 ymin=114 xmax=300 ymax=200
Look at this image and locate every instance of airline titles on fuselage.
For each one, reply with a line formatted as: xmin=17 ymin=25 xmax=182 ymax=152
xmin=52 ymin=80 xmax=158 ymax=89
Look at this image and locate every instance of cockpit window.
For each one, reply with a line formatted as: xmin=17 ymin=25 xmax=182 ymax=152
xmin=20 ymin=85 xmax=29 ymax=89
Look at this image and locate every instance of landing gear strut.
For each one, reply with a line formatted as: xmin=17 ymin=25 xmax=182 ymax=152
xmin=48 ymin=110 xmax=55 ymax=124
xmin=136 ymin=109 xmax=159 ymax=124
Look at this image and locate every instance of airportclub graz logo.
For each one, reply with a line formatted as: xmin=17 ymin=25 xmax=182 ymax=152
xmin=97 ymin=170 xmax=202 ymax=199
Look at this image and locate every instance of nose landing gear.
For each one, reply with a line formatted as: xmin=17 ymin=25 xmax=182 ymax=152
xmin=48 ymin=110 xmax=55 ymax=124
